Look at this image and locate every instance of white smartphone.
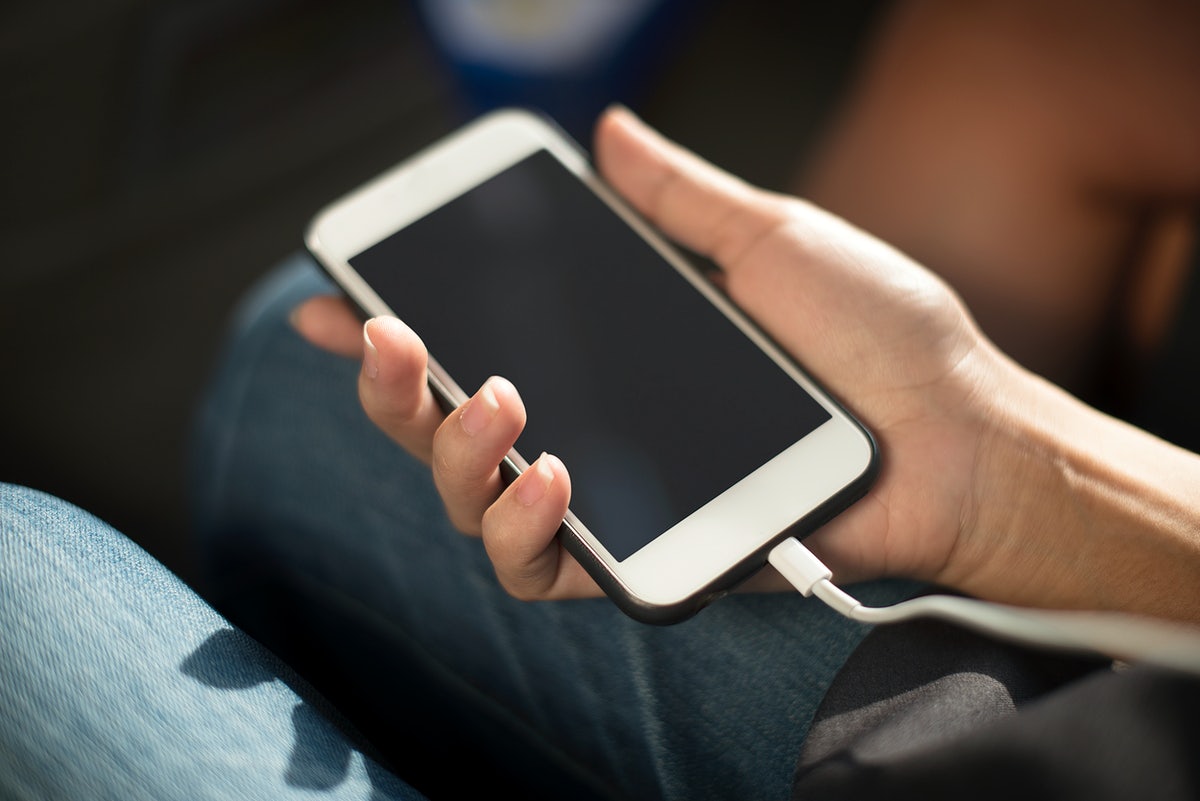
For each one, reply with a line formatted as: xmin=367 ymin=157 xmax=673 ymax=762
xmin=306 ymin=108 xmax=877 ymax=624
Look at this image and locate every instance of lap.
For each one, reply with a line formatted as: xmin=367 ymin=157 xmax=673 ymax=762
xmin=191 ymin=255 xmax=919 ymax=800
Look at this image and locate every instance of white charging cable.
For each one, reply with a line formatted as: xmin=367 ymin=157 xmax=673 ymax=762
xmin=768 ymin=536 xmax=1200 ymax=676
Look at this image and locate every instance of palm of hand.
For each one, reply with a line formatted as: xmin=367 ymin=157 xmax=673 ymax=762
xmin=718 ymin=198 xmax=994 ymax=587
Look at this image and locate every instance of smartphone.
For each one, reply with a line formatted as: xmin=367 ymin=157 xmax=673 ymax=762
xmin=306 ymin=108 xmax=877 ymax=624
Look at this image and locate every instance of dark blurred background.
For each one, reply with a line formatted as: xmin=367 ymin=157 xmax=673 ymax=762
xmin=0 ymin=0 xmax=885 ymax=586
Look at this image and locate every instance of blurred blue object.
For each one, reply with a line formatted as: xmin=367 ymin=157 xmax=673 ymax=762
xmin=416 ymin=0 xmax=702 ymax=140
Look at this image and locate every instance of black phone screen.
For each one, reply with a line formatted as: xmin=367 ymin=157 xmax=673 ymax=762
xmin=351 ymin=150 xmax=830 ymax=560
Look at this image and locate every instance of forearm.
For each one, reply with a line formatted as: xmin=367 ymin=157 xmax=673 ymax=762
xmin=946 ymin=355 xmax=1200 ymax=623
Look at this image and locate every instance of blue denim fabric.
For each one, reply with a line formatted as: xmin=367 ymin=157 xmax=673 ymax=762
xmin=190 ymin=255 xmax=920 ymax=800
xmin=0 ymin=482 xmax=424 ymax=801
xmin=0 ymin=254 xmax=919 ymax=801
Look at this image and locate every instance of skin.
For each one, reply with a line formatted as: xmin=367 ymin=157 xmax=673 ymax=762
xmin=292 ymin=107 xmax=1200 ymax=624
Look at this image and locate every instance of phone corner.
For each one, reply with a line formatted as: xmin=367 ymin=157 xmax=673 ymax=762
xmin=558 ymin=525 xmax=708 ymax=626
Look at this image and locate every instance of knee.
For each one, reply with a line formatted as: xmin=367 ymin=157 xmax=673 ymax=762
xmin=0 ymin=483 xmax=130 ymax=624
xmin=226 ymin=253 xmax=335 ymax=345
xmin=1 ymin=483 xmax=94 ymax=562
xmin=0 ymin=483 xmax=153 ymax=578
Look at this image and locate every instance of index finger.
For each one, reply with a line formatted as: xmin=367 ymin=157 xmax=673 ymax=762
xmin=359 ymin=316 xmax=445 ymax=464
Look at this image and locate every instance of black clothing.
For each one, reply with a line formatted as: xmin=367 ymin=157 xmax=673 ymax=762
xmin=795 ymin=620 xmax=1200 ymax=800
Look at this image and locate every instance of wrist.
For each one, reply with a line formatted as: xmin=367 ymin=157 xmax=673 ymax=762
xmin=941 ymin=353 xmax=1200 ymax=623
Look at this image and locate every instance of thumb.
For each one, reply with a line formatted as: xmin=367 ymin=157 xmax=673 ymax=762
xmin=593 ymin=106 xmax=790 ymax=271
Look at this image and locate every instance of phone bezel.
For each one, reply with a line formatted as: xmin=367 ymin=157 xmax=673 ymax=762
xmin=306 ymin=108 xmax=878 ymax=623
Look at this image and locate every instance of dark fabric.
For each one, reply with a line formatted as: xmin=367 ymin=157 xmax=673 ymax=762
xmin=791 ymin=243 xmax=1200 ymax=800
xmin=793 ymin=619 xmax=1200 ymax=800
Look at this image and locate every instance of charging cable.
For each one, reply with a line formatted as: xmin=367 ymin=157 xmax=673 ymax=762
xmin=768 ymin=537 xmax=1200 ymax=676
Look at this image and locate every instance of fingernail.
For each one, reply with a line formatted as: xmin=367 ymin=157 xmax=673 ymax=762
xmin=516 ymin=453 xmax=556 ymax=506
xmin=460 ymin=378 xmax=500 ymax=436
xmin=362 ymin=320 xmax=379 ymax=379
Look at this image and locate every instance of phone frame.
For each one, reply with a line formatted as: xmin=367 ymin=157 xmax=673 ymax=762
xmin=306 ymin=108 xmax=878 ymax=624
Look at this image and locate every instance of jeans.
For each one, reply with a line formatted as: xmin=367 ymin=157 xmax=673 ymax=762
xmin=1 ymin=255 xmax=917 ymax=800
xmin=0 ymin=482 xmax=420 ymax=801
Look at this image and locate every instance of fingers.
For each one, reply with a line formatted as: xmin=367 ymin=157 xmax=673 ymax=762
xmin=594 ymin=106 xmax=789 ymax=269
xmin=429 ymin=381 xmax=601 ymax=599
xmin=292 ymin=300 xmax=446 ymax=464
xmin=290 ymin=295 xmax=362 ymax=358
xmin=430 ymin=375 xmax=526 ymax=534
xmin=358 ymin=317 xmax=444 ymax=464
xmin=482 ymin=453 xmax=602 ymax=600
xmin=356 ymin=323 xmax=600 ymax=599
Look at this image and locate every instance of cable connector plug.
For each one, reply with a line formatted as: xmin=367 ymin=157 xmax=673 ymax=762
xmin=767 ymin=537 xmax=832 ymax=597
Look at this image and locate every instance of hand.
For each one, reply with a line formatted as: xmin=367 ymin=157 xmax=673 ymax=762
xmin=292 ymin=303 xmax=594 ymax=599
xmin=291 ymin=108 xmax=1010 ymax=600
